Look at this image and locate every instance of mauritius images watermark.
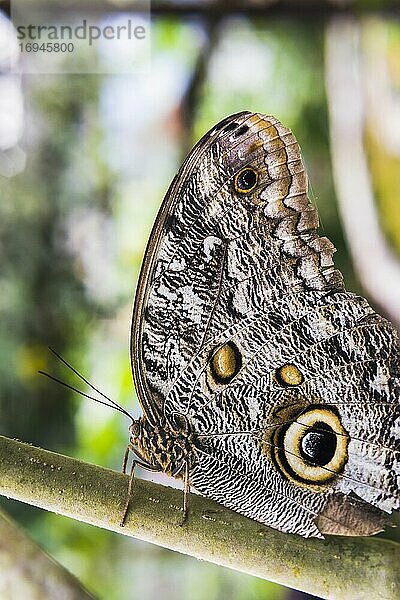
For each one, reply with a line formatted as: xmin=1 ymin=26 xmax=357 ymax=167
xmin=10 ymin=1 xmax=150 ymax=74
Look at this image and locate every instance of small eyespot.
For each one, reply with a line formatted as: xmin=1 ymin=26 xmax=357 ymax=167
xmin=273 ymin=407 xmax=348 ymax=485
xmin=210 ymin=341 xmax=242 ymax=384
xmin=275 ymin=364 xmax=304 ymax=387
xmin=234 ymin=167 xmax=258 ymax=194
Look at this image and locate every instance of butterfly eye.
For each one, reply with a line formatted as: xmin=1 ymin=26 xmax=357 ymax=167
xmin=210 ymin=341 xmax=242 ymax=384
xmin=234 ymin=167 xmax=258 ymax=193
xmin=275 ymin=364 xmax=303 ymax=387
xmin=274 ymin=407 xmax=348 ymax=485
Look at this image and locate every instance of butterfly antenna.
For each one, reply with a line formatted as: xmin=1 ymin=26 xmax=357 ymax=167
xmin=40 ymin=347 xmax=134 ymax=422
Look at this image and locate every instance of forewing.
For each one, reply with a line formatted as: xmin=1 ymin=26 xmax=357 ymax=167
xmin=132 ymin=112 xmax=341 ymax=421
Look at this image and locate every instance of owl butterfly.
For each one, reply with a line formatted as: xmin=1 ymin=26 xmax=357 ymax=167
xmin=124 ymin=111 xmax=399 ymax=538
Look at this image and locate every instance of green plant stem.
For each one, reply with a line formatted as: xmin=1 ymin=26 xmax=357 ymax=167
xmin=0 ymin=435 xmax=398 ymax=599
xmin=0 ymin=509 xmax=96 ymax=599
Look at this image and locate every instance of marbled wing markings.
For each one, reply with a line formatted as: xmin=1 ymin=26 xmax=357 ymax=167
xmin=191 ymin=446 xmax=354 ymax=538
xmin=150 ymin=126 xmax=293 ymax=285
xmin=192 ymin=418 xmax=399 ymax=518
xmin=163 ymin=296 xmax=379 ymax=416
xmin=231 ymin=321 xmax=397 ymax=389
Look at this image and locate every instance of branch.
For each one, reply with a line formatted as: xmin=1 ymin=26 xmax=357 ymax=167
xmin=0 ymin=436 xmax=399 ymax=599
xmin=0 ymin=509 xmax=96 ymax=599
xmin=325 ymin=18 xmax=400 ymax=330
xmin=180 ymin=18 xmax=222 ymax=155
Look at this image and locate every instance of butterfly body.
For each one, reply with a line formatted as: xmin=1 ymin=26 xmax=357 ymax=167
xmin=129 ymin=415 xmax=197 ymax=477
xmin=127 ymin=112 xmax=399 ymax=537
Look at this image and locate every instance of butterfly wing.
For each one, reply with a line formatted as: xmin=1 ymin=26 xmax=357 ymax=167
xmin=131 ymin=112 xmax=252 ymax=424
xmin=131 ymin=112 xmax=399 ymax=537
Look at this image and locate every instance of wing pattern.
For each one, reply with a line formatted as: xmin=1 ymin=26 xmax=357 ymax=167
xmin=131 ymin=113 xmax=399 ymax=537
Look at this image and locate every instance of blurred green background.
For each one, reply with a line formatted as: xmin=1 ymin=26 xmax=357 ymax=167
xmin=0 ymin=4 xmax=399 ymax=599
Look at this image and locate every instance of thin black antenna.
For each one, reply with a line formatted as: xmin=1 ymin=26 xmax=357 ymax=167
xmin=39 ymin=347 xmax=134 ymax=423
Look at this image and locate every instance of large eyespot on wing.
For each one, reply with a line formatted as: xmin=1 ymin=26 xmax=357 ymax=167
xmin=131 ymin=112 xmax=345 ymax=425
xmin=270 ymin=406 xmax=349 ymax=486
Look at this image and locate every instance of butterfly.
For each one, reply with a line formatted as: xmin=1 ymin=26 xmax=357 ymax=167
xmin=122 ymin=111 xmax=399 ymax=538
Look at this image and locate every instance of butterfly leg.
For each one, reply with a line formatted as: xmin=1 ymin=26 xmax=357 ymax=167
xmin=120 ymin=445 xmax=161 ymax=527
xmin=180 ymin=460 xmax=190 ymax=526
xmin=121 ymin=443 xmax=134 ymax=475
xmin=120 ymin=458 xmax=137 ymax=527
